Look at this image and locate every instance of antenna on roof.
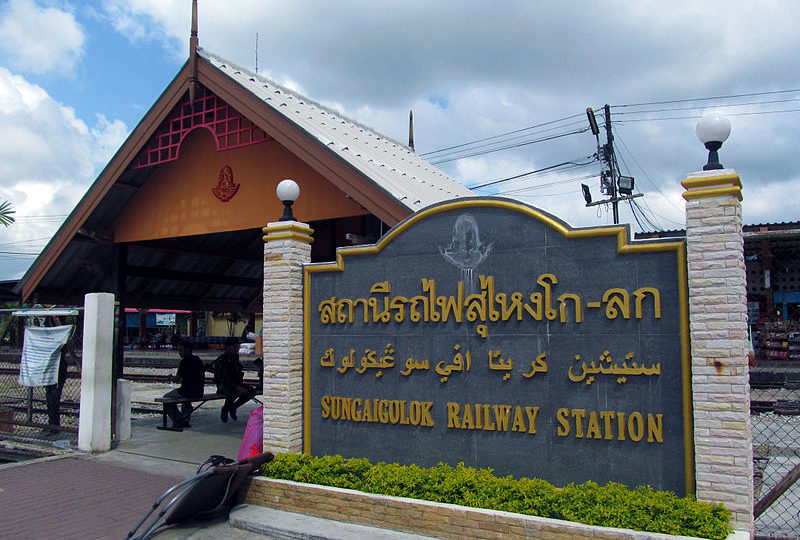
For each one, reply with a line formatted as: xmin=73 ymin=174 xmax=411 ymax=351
xmin=255 ymin=32 xmax=259 ymax=74
xmin=189 ymin=0 xmax=199 ymax=102
xmin=408 ymin=110 xmax=415 ymax=152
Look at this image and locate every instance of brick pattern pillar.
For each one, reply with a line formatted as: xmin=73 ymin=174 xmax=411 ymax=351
xmin=262 ymin=221 xmax=313 ymax=454
xmin=683 ymin=170 xmax=753 ymax=531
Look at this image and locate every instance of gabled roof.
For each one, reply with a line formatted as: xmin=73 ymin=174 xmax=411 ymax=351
xmin=197 ymin=50 xmax=472 ymax=213
xmin=15 ymin=49 xmax=472 ymax=308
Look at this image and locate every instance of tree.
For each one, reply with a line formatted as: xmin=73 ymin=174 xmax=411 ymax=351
xmin=0 ymin=200 xmax=15 ymax=227
xmin=212 ymin=311 xmax=247 ymax=337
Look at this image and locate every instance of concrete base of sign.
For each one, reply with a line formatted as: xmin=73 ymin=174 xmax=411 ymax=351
xmin=115 ymin=379 xmax=131 ymax=442
xmin=241 ymin=476 xmax=745 ymax=540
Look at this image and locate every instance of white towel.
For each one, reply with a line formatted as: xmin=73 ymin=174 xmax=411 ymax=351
xmin=18 ymin=325 xmax=73 ymax=387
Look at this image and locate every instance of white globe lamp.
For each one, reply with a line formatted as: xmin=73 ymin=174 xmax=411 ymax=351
xmin=696 ymin=112 xmax=731 ymax=171
xmin=276 ymin=179 xmax=300 ymax=221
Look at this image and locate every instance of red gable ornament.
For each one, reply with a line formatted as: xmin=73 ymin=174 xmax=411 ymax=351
xmin=211 ymin=165 xmax=240 ymax=202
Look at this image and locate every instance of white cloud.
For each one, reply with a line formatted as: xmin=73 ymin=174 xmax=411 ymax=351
xmin=101 ymin=0 xmax=186 ymax=57
xmin=90 ymin=114 xmax=129 ymax=169
xmin=0 ymin=0 xmax=85 ymax=76
xmin=0 ymin=0 xmax=793 ymax=281
xmin=0 ymin=68 xmax=129 ymax=279
xmin=743 ymin=179 xmax=798 ymax=225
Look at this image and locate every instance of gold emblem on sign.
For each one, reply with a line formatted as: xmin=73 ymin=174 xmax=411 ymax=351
xmin=211 ymin=165 xmax=239 ymax=202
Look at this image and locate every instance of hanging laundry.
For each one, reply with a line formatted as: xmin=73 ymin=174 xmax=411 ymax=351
xmin=18 ymin=325 xmax=73 ymax=387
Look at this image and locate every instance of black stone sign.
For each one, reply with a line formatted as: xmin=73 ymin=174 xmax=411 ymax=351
xmin=305 ymin=198 xmax=692 ymax=495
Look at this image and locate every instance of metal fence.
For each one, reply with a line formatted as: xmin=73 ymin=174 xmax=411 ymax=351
xmin=0 ymin=309 xmax=83 ymax=451
xmin=748 ymin=229 xmax=800 ymax=538
xmin=0 ymin=343 xmax=81 ymax=450
xmin=751 ymin=324 xmax=800 ymax=539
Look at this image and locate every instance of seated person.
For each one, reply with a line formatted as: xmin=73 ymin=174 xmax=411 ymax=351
xmin=161 ymin=340 xmax=205 ymax=428
xmin=151 ymin=332 xmax=166 ymax=349
xmin=253 ymin=357 xmax=263 ymax=394
xmin=208 ymin=337 xmax=257 ymax=422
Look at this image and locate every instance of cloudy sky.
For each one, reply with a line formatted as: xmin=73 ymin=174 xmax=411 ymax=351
xmin=0 ymin=0 xmax=798 ymax=280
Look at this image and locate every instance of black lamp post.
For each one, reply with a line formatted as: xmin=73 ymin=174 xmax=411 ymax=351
xmin=696 ymin=112 xmax=731 ymax=171
xmin=276 ymin=179 xmax=300 ymax=221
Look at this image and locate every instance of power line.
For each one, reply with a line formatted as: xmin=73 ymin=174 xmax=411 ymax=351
xmin=468 ymin=156 xmax=597 ymax=190
xmin=12 ymin=214 xmax=67 ymax=218
xmin=0 ymin=236 xmax=51 ymax=247
xmin=613 ymin=133 xmax=682 ymax=212
xmin=613 ymin=137 xmax=662 ymax=231
xmin=424 ymin=119 xmax=588 ymax=162
xmin=640 ymin=199 xmax=684 ymax=228
xmin=630 ymin=198 xmax=661 ymax=231
xmin=496 ymin=173 xmax=598 ymax=197
xmin=612 ymin=88 xmax=800 ymax=109
xmin=627 ymin=199 xmax=647 ymax=231
xmin=430 ymin=128 xmax=589 ymax=165
xmin=419 ymin=113 xmax=585 ymax=157
xmin=422 ymin=87 xmax=800 ymax=164
xmin=615 ymin=108 xmax=800 ymax=123
xmin=613 ymin=97 xmax=800 ymax=116
xmin=509 ymin=179 xmax=600 ymax=199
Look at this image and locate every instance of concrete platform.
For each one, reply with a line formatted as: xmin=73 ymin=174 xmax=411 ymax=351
xmin=229 ymin=505 xmax=441 ymax=540
xmin=108 ymin=398 xmax=261 ymax=476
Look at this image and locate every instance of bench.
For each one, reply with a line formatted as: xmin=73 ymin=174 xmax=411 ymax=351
xmin=154 ymin=393 xmax=227 ymax=431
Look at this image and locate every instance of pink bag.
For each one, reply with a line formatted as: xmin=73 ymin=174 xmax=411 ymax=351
xmin=237 ymin=406 xmax=263 ymax=460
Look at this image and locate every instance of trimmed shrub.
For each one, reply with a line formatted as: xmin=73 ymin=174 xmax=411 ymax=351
xmin=260 ymin=453 xmax=731 ymax=539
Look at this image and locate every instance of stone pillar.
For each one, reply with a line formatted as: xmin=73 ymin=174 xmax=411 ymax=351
xmin=683 ymin=170 xmax=753 ymax=532
xmin=262 ymin=221 xmax=313 ymax=454
xmin=115 ymin=378 xmax=132 ymax=442
xmin=78 ymin=292 xmax=115 ymax=453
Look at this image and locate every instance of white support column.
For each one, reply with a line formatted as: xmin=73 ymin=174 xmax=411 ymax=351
xmin=684 ymin=170 xmax=753 ymax=532
xmin=262 ymin=221 xmax=313 ymax=454
xmin=78 ymin=292 xmax=115 ymax=453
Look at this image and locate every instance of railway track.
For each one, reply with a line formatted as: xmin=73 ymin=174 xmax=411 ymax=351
xmin=0 ymin=366 xmax=259 ymax=386
xmin=1 ymin=398 xmax=161 ymax=417
xmin=751 ymin=400 xmax=775 ymax=414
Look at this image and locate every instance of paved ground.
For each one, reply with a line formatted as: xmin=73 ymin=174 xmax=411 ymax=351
xmin=0 ymin=455 xmax=187 ymax=539
xmin=0 ymin=402 xmax=270 ymax=540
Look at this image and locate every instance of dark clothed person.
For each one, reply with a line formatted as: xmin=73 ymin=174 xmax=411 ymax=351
xmin=162 ymin=341 xmax=205 ymax=428
xmin=45 ymin=348 xmax=69 ymax=434
xmin=208 ymin=338 xmax=256 ymax=422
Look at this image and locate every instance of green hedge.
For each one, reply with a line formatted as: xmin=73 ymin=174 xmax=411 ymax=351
xmin=259 ymin=453 xmax=731 ymax=539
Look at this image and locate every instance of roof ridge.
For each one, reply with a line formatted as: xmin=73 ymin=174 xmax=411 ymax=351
xmin=197 ymin=47 xmax=412 ymax=151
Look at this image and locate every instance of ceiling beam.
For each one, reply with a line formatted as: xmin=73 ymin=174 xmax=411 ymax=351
xmin=128 ymin=237 xmax=262 ymax=263
xmin=127 ymin=250 xmax=178 ymax=306
xmin=75 ymin=228 xmax=114 ymax=245
xmin=126 ymin=265 xmax=261 ymax=288
xmin=133 ymin=294 xmax=253 ymax=312
xmin=111 ymin=182 xmax=140 ymax=193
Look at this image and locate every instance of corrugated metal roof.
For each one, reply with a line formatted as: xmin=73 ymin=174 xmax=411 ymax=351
xmin=199 ymin=49 xmax=473 ymax=213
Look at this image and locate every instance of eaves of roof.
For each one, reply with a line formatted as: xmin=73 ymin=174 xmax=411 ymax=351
xmin=15 ymin=49 xmax=473 ymax=303
xmin=15 ymin=61 xmax=196 ymax=301
xmin=197 ymin=49 xmax=473 ymax=217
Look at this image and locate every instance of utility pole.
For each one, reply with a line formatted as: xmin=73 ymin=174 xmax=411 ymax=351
xmin=582 ymin=106 xmax=642 ymax=224
xmin=603 ymin=104 xmax=619 ymax=224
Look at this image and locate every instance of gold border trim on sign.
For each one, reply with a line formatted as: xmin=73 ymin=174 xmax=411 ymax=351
xmin=302 ymin=197 xmax=694 ymax=494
